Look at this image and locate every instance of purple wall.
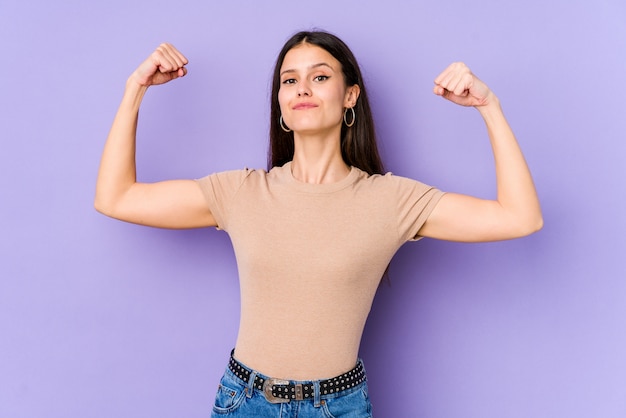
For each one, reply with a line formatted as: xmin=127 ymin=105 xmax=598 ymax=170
xmin=1 ymin=1 xmax=625 ymax=417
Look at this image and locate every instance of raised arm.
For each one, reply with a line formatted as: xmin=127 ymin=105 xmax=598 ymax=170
xmin=94 ymin=44 xmax=216 ymax=229
xmin=418 ymin=62 xmax=542 ymax=242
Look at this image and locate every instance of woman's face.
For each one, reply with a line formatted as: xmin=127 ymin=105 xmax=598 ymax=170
xmin=278 ymin=43 xmax=359 ymax=135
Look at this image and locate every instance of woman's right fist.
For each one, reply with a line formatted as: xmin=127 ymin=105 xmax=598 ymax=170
xmin=130 ymin=43 xmax=188 ymax=87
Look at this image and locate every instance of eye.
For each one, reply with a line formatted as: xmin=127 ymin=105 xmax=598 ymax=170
xmin=282 ymin=78 xmax=296 ymax=85
xmin=314 ymin=75 xmax=329 ymax=82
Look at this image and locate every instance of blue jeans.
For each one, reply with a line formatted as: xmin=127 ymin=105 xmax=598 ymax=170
xmin=210 ymin=359 xmax=373 ymax=417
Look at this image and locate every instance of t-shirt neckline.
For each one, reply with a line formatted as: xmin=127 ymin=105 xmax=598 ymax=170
xmin=281 ymin=161 xmax=360 ymax=193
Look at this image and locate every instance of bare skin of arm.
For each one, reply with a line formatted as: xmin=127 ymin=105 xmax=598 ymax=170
xmin=419 ymin=63 xmax=543 ymax=242
xmin=94 ymin=44 xmax=216 ymax=229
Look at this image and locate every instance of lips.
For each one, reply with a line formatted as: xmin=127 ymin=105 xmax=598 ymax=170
xmin=292 ymin=102 xmax=318 ymax=110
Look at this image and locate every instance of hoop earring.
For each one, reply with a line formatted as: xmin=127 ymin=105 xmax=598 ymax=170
xmin=279 ymin=115 xmax=291 ymax=133
xmin=344 ymin=107 xmax=356 ymax=128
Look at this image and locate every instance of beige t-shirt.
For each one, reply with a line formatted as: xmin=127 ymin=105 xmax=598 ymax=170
xmin=196 ymin=162 xmax=444 ymax=379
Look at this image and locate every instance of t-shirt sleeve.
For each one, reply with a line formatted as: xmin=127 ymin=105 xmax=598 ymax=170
xmin=195 ymin=169 xmax=253 ymax=230
xmin=387 ymin=174 xmax=446 ymax=242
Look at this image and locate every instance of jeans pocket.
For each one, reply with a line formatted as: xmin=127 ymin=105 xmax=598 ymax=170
xmin=321 ymin=383 xmax=372 ymax=418
xmin=212 ymin=374 xmax=247 ymax=415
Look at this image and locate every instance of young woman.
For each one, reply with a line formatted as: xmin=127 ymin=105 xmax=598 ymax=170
xmin=95 ymin=31 xmax=542 ymax=417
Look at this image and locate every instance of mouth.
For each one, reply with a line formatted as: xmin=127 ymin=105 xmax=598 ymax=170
xmin=292 ymin=103 xmax=318 ymax=110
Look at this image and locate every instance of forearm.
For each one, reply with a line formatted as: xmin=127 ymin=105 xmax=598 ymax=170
xmin=477 ymin=97 xmax=543 ymax=232
xmin=94 ymin=79 xmax=148 ymax=214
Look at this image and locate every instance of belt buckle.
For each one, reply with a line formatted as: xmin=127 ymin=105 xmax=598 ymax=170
xmin=263 ymin=378 xmax=291 ymax=403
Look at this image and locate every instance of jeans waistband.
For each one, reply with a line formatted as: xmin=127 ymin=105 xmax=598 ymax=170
xmin=227 ymin=350 xmax=366 ymax=403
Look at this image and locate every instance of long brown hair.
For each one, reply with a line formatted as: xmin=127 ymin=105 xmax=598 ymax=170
xmin=268 ymin=31 xmax=385 ymax=175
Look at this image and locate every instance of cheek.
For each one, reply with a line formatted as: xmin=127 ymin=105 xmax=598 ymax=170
xmin=326 ymin=86 xmax=349 ymax=108
xmin=277 ymin=89 xmax=289 ymax=114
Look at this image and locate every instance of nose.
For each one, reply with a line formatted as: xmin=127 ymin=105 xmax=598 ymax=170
xmin=297 ymin=80 xmax=311 ymax=97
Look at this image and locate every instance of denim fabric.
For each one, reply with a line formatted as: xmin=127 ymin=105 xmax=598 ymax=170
xmin=211 ymin=363 xmax=373 ymax=417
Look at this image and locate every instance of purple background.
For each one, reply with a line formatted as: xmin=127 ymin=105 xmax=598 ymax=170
xmin=1 ymin=1 xmax=625 ymax=417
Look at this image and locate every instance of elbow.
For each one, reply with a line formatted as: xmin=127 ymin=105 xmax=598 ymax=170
xmin=526 ymin=216 xmax=544 ymax=236
xmin=94 ymin=183 xmax=127 ymax=218
xmin=94 ymin=192 xmax=118 ymax=218
xmin=94 ymin=197 xmax=111 ymax=217
xmin=531 ymin=214 xmax=543 ymax=234
xmin=94 ymin=183 xmax=137 ymax=221
xmin=94 ymin=184 xmax=109 ymax=216
xmin=515 ymin=212 xmax=544 ymax=238
xmin=529 ymin=205 xmax=544 ymax=234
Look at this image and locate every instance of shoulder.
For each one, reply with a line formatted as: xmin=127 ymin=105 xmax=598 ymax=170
xmin=353 ymin=168 xmax=436 ymax=193
xmin=197 ymin=167 xmax=267 ymax=182
xmin=196 ymin=163 xmax=298 ymax=194
xmin=195 ymin=167 xmax=264 ymax=194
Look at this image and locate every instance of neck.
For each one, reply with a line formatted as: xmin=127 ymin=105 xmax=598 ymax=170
xmin=291 ymin=130 xmax=349 ymax=184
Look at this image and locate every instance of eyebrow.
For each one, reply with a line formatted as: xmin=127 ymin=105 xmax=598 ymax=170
xmin=280 ymin=62 xmax=335 ymax=77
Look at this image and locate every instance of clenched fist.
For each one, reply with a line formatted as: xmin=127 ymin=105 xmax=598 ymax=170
xmin=433 ymin=62 xmax=494 ymax=107
xmin=130 ymin=43 xmax=188 ymax=87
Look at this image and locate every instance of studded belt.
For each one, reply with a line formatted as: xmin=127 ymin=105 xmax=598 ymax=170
xmin=228 ymin=351 xmax=366 ymax=403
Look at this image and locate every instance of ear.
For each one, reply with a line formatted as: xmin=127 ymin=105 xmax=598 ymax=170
xmin=344 ymin=84 xmax=361 ymax=108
